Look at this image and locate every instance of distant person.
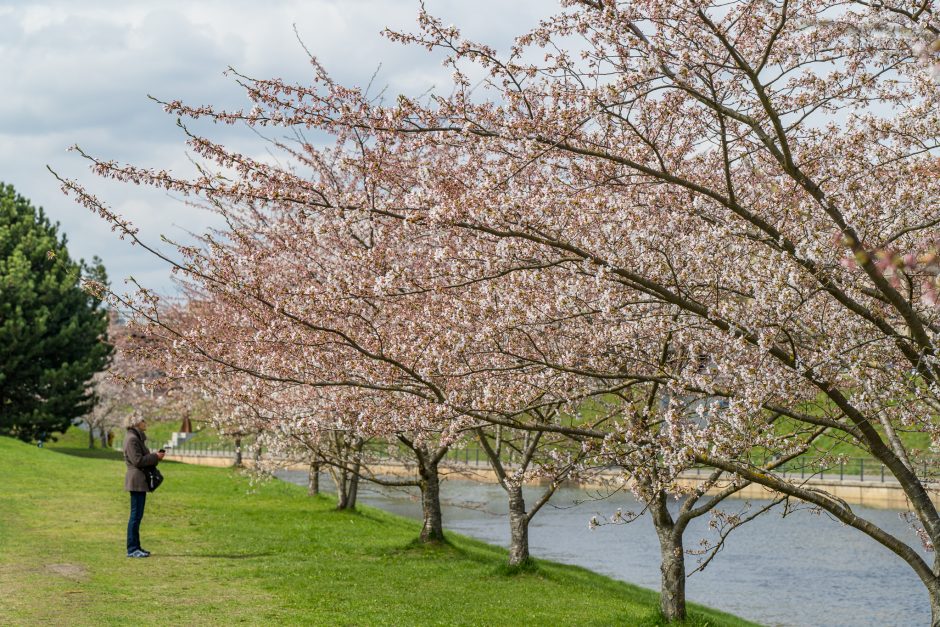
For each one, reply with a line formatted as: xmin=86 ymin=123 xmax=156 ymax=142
xmin=37 ymin=431 xmax=46 ymax=448
xmin=123 ymin=413 xmax=164 ymax=558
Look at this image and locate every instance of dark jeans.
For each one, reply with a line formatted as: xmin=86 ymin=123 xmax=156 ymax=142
xmin=127 ymin=491 xmax=147 ymax=553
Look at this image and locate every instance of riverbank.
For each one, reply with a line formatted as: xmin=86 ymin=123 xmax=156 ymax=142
xmin=166 ymin=449 xmax=929 ymax=511
xmin=277 ymin=471 xmax=931 ymax=626
xmin=0 ymin=436 xmax=753 ymax=626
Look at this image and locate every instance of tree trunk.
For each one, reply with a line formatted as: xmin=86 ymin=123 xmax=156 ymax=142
xmin=418 ymin=457 xmax=444 ymax=543
xmin=333 ymin=463 xmax=352 ymax=510
xmin=651 ymin=491 xmax=686 ymax=622
xmin=330 ymin=437 xmax=363 ymax=510
xmin=930 ymin=582 xmax=940 ymax=627
xmin=334 ymin=471 xmax=350 ymax=509
xmin=88 ymin=428 xmax=95 ymax=449
xmin=657 ymin=530 xmax=686 ymax=622
xmin=307 ymin=461 xmax=320 ymax=496
xmin=507 ymin=483 xmax=530 ymax=566
xmin=99 ymin=430 xmax=108 ymax=448
xmin=234 ymin=437 xmax=243 ymax=468
xmin=347 ymin=458 xmax=361 ymax=509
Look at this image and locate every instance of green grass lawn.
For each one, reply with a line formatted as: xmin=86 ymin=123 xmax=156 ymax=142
xmin=53 ymin=419 xmax=243 ymax=453
xmin=141 ymin=420 xmax=240 ymax=450
xmin=0 ymin=436 xmax=755 ymax=626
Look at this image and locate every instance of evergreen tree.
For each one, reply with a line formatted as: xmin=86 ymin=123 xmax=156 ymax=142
xmin=0 ymin=183 xmax=111 ymax=441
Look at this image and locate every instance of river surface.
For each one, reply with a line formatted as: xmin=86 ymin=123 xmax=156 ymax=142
xmin=278 ymin=471 xmax=929 ymax=626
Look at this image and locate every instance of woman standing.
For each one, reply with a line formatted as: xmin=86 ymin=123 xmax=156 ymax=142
xmin=123 ymin=413 xmax=164 ymax=558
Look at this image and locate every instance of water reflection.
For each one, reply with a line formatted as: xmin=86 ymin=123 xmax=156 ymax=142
xmin=278 ymin=471 xmax=928 ymax=626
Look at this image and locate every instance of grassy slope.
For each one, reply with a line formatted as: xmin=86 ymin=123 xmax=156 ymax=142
xmin=0 ymin=437 xmax=755 ymax=627
xmin=59 ymin=420 xmax=242 ymax=452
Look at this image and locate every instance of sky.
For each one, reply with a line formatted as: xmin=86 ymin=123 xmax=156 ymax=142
xmin=1 ymin=0 xmax=555 ymax=292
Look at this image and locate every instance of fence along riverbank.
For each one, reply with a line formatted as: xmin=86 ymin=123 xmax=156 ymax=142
xmin=130 ymin=440 xmax=930 ymax=511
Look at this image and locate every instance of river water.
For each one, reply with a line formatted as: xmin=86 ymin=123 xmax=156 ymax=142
xmin=278 ymin=471 xmax=929 ymax=626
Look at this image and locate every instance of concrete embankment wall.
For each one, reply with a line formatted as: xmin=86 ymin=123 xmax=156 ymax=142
xmin=165 ymin=453 xmax=928 ymax=510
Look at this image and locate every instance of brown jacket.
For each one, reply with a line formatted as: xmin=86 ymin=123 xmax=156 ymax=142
xmin=124 ymin=428 xmax=159 ymax=492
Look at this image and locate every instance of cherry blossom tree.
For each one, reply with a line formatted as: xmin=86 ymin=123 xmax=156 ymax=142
xmin=80 ymin=311 xmax=174 ymax=448
xmin=105 ymin=272 xmax=463 ymax=535
xmin=472 ymin=419 xmax=585 ymax=568
xmin=58 ymin=0 xmax=940 ymax=621
xmin=62 ymin=143 xmax=798 ymax=619
xmin=80 ymin=314 xmax=129 ymax=448
xmin=82 ymin=372 xmax=124 ymax=448
xmin=324 ymin=2 xmax=940 ymax=618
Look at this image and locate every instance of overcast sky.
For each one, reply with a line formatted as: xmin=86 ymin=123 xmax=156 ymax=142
xmin=1 ymin=0 xmax=555 ymax=292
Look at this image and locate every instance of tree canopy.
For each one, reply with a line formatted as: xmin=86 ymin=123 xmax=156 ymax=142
xmin=62 ymin=0 xmax=940 ymax=621
xmin=0 ymin=183 xmax=111 ymax=441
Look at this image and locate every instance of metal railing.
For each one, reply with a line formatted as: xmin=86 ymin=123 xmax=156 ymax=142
xmin=118 ymin=440 xmax=928 ymax=484
xmin=685 ymin=456 xmax=921 ymax=484
xmin=115 ymin=441 xmax=253 ymax=459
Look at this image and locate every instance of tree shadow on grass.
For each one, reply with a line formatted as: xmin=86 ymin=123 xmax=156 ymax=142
xmin=321 ymin=506 xmax=393 ymax=526
xmin=379 ymin=535 xmax=466 ymax=561
xmin=492 ymin=558 xmax=539 ymax=577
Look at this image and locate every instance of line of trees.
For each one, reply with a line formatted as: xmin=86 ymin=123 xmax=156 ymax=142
xmin=60 ymin=1 xmax=940 ymax=622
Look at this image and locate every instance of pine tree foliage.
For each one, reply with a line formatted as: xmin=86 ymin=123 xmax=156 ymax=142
xmin=0 ymin=183 xmax=110 ymax=441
